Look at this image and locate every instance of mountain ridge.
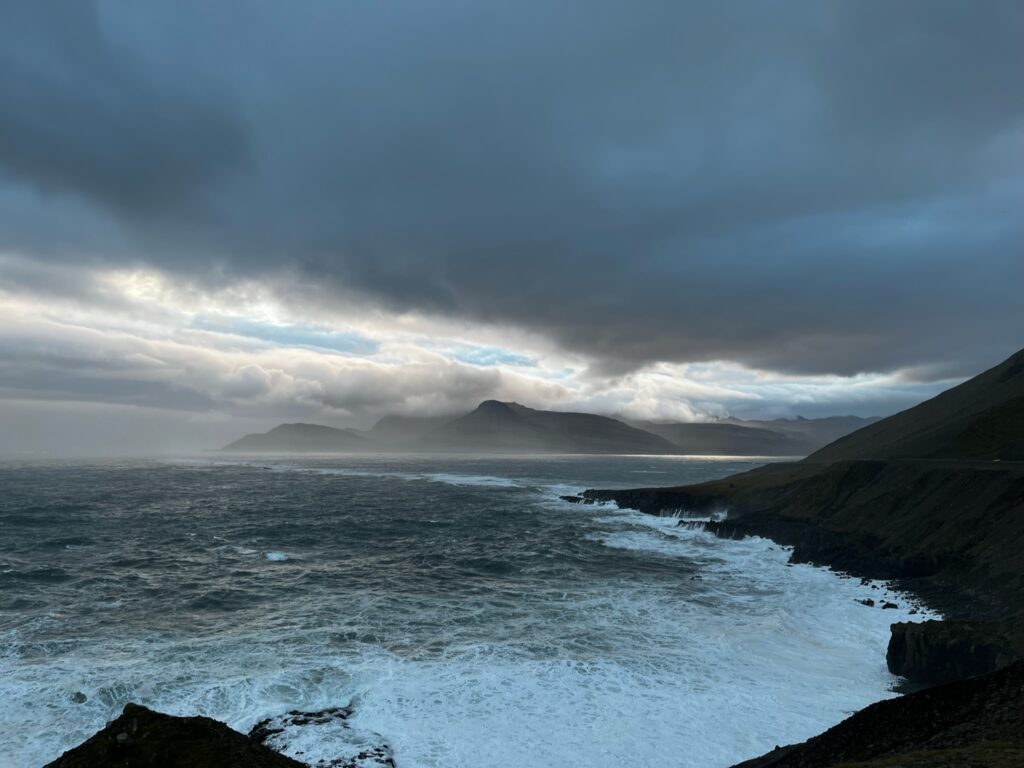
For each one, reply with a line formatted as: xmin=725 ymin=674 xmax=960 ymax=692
xmin=416 ymin=400 xmax=680 ymax=454
xmin=222 ymin=404 xmax=876 ymax=455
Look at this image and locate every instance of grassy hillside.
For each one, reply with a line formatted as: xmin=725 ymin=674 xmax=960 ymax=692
xmin=808 ymin=349 xmax=1024 ymax=462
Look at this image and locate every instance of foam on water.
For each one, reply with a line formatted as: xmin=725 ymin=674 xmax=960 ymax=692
xmin=421 ymin=473 xmax=521 ymax=488
xmin=0 ymin=456 xmax=937 ymax=768
xmin=214 ymin=459 xmax=524 ymax=490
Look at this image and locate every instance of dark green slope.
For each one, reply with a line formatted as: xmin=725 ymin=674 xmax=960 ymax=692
xmin=808 ymin=348 xmax=1024 ymax=462
xmin=632 ymin=420 xmax=804 ymax=455
xmin=735 ymin=415 xmax=881 ymax=448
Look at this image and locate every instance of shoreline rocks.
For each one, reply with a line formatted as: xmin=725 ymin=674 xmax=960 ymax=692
xmin=571 ymin=458 xmax=1024 ymax=763
xmin=577 ymin=458 xmax=1024 ymax=645
xmin=43 ymin=703 xmax=399 ymax=768
xmin=43 ymin=703 xmax=305 ymax=768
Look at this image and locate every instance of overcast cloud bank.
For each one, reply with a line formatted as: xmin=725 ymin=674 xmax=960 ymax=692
xmin=1 ymin=1 xmax=1020 ymax=453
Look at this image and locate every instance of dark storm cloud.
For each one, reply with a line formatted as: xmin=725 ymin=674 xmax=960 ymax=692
xmin=0 ymin=1 xmax=246 ymax=217
xmin=1 ymin=0 xmax=1021 ymax=377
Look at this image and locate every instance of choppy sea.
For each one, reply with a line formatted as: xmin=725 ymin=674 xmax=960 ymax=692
xmin=0 ymin=455 xmax=933 ymax=767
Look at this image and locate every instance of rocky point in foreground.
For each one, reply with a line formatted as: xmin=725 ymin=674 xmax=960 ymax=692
xmin=42 ymin=703 xmax=304 ymax=768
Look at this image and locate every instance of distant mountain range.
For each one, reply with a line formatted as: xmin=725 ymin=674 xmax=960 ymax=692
xmin=221 ymin=401 xmax=878 ymax=455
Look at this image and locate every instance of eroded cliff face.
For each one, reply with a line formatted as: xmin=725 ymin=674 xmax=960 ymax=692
xmin=887 ymin=619 xmax=1024 ymax=686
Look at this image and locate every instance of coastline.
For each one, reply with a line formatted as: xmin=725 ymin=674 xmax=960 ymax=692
xmin=574 ymin=459 xmax=1024 ymax=620
xmin=567 ymin=456 xmax=1024 ymax=766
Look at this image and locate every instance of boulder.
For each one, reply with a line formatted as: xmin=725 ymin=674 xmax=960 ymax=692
xmin=43 ymin=703 xmax=304 ymax=768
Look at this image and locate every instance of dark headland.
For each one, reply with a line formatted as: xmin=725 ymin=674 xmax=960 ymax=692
xmin=567 ymin=347 xmax=1024 ymax=766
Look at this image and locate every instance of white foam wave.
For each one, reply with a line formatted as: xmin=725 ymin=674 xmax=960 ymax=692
xmin=3 ymin=464 xmax=939 ymax=768
xmin=195 ymin=459 xmax=524 ymax=491
xmin=421 ymin=473 xmax=520 ymax=488
xmin=590 ymin=506 xmax=934 ymax=615
xmin=2 ymin=528 xmax=937 ymax=768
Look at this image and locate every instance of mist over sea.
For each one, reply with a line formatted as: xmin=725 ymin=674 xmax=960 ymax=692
xmin=0 ymin=456 xmax=931 ymax=767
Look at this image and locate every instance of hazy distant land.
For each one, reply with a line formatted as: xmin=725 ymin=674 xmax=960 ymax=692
xmin=222 ymin=401 xmax=878 ymax=456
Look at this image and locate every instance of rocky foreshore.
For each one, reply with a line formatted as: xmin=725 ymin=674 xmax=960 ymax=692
xmin=570 ymin=457 xmax=1024 ymax=683
xmin=560 ymin=459 xmax=1024 ymax=767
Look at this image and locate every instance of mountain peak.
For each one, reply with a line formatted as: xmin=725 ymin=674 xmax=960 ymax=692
xmin=477 ymin=399 xmax=523 ymax=410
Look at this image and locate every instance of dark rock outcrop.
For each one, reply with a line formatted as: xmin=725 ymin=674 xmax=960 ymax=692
xmin=729 ymin=661 xmax=1024 ymax=768
xmin=887 ymin=618 xmax=1024 ymax=685
xmin=43 ymin=703 xmax=305 ymax=767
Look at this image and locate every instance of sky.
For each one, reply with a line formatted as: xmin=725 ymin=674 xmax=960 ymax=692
xmin=0 ymin=1 xmax=1021 ymax=455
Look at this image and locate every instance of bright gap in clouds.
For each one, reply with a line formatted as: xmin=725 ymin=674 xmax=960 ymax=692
xmin=0 ymin=257 xmax=957 ymax=456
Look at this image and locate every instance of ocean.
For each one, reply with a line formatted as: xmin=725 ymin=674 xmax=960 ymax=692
xmin=0 ymin=455 xmax=932 ymax=767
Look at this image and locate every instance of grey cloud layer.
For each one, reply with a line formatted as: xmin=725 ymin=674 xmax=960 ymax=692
xmin=1 ymin=0 xmax=1021 ymax=376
